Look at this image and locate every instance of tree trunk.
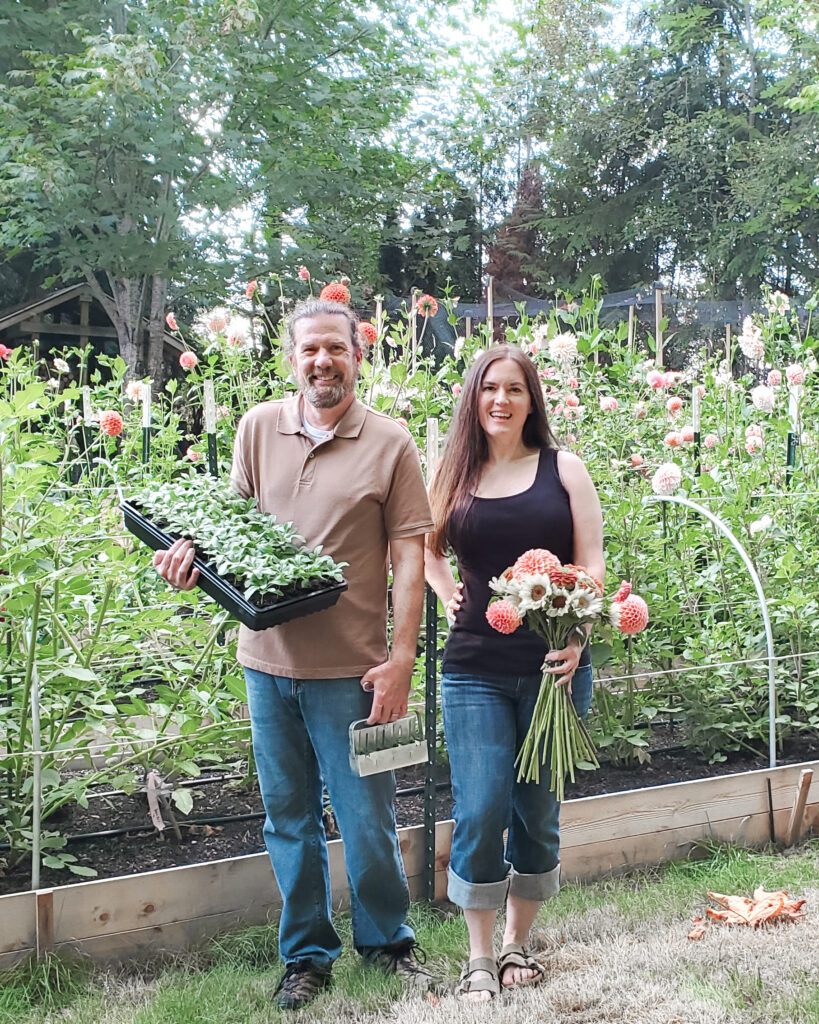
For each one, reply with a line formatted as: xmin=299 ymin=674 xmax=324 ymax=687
xmin=147 ymin=275 xmax=168 ymax=387
xmin=112 ymin=276 xmax=147 ymax=378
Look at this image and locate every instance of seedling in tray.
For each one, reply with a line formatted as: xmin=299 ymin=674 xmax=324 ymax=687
xmin=124 ymin=474 xmax=347 ymax=629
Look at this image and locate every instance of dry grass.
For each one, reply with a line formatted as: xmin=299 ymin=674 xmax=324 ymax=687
xmin=3 ymin=842 xmax=818 ymax=1024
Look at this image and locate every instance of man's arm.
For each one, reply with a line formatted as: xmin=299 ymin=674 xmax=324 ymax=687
xmin=360 ymin=533 xmax=425 ymax=725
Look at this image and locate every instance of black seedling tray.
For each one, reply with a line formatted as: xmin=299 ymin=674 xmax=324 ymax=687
xmin=121 ymin=501 xmax=347 ymax=631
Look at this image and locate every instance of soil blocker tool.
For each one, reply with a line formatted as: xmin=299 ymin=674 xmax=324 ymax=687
xmin=348 ymin=709 xmax=427 ymax=777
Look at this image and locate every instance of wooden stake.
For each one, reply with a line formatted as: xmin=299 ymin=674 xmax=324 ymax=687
xmin=410 ymin=292 xmax=418 ymax=376
xmin=627 ymin=305 xmax=635 ymax=356
xmin=79 ymin=293 xmax=90 ymax=386
xmin=486 ymin=276 xmax=494 ymax=343
xmin=724 ymin=324 xmax=731 ymax=367
xmin=35 ymin=890 xmax=54 ymax=960
xmin=465 ymin=316 xmax=472 ymax=340
xmin=425 ymin=417 xmax=439 ymax=482
xmin=375 ymin=297 xmax=383 ymax=339
xmin=784 ymin=768 xmax=813 ymax=847
xmin=654 ymin=288 xmax=663 ymax=366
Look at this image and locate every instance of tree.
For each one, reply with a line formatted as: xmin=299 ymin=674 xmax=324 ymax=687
xmin=485 ymin=162 xmax=546 ymax=295
xmin=0 ymin=0 xmax=457 ymax=379
xmin=513 ymin=0 xmax=819 ymax=297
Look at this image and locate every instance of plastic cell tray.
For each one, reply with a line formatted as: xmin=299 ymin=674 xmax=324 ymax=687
xmin=121 ymin=501 xmax=347 ymax=631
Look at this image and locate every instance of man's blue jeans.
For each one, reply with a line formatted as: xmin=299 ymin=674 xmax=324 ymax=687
xmin=244 ymin=669 xmax=414 ymax=968
xmin=441 ymin=664 xmax=594 ymax=910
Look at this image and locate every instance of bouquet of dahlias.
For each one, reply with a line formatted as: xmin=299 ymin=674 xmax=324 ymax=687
xmin=486 ymin=549 xmax=649 ymax=799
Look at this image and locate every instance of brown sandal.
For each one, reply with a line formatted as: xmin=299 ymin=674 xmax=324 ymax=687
xmin=456 ymin=957 xmax=500 ymax=1000
xmin=497 ymin=943 xmax=546 ymax=989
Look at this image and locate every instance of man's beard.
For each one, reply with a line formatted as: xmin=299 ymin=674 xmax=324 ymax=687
xmin=303 ymin=374 xmax=352 ymax=408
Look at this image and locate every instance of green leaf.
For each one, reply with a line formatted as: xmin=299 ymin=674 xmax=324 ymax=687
xmin=172 ymin=788 xmax=194 ymax=814
xmin=67 ymin=864 xmax=98 ymax=877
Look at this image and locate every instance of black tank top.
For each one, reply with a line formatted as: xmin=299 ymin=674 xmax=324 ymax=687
xmin=443 ymin=447 xmax=592 ymax=676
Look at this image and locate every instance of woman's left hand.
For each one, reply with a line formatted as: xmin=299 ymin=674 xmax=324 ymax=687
xmin=542 ymin=637 xmax=584 ymax=691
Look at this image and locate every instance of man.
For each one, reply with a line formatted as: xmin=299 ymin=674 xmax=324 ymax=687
xmin=154 ymin=299 xmax=434 ymax=1009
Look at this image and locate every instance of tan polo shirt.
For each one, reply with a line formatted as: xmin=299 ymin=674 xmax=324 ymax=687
xmin=229 ymin=395 xmax=433 ymax=678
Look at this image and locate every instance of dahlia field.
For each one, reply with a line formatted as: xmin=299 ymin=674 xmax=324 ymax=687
xmin=2 ymin=278 xmax=818 ymax=872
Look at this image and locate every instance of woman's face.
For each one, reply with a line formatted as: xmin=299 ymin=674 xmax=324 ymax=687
xmin=477 ymin=358 xmax=533 ymax=442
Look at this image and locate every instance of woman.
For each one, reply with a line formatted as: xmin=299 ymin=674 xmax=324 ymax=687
xmin=425 ymin=344 xmax=604 ymax=1000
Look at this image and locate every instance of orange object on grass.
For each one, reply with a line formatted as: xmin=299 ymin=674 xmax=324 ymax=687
xmin=689 ymin=888 xmax=807 ymax=938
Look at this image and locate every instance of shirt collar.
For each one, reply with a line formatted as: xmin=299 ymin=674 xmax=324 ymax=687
xmin=277 ymin=393 xmax=366 ymax=439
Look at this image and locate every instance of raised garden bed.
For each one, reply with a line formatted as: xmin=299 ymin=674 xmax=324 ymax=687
xmin=2 ymin=753 xmax=817 ymax=968
xmin=122 ymin=501 xmax=347 ymax=630
xmin=4 ymin=735 xmax=819 ymax=897
xmin=3 ymin=759 xmax=817 ymax=968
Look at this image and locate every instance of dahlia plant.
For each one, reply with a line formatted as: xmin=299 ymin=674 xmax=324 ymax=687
xmin=132 ymin=474 xmax=346 ymax=603
xmin=486 ymin=549 xmax=649 ymax=798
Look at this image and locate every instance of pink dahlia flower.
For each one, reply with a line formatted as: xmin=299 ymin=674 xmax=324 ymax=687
xmin=610 ymin=593 xmax=649 ymax=634
xmin=486 ymin=600 xmax=522 ymax=635
xmin=786 ymin=364 xmax=806 ymax=387
xmin=651 ymin=462 xmax=682 ymax=495
xmin=99 ymin=410 xmax=123 ymax=437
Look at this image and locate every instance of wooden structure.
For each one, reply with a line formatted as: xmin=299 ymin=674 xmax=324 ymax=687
xmin=2 ymin=758 xmax=817 ymax=968
xmin=0 ymin=282 xmax=183 ymax=367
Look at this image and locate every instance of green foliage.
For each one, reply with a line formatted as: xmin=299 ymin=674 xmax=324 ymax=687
xmin=500 ymin=0 xmax=819 ymax=297
xmin=134 ymin=475 xmax=345 ymax=601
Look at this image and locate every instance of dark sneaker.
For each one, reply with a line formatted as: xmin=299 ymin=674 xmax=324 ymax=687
xmin=274 ymin=962 xmax=332 ymax=1010
xmin=366 ymin=940 xmax=437 ymax=992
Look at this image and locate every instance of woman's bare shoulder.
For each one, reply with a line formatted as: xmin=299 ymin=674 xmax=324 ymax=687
xmin=555 ymin=448 xmax=587 ymax=476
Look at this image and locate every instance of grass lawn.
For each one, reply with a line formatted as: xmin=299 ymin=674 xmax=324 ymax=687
xmin=1 ymin=839 xmax=817 ymax=1024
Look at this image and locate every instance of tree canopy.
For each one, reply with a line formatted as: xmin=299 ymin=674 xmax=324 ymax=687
xmin=1 ymin=0 xmax=817 ymax=379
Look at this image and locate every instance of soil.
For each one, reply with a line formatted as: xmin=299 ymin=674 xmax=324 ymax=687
xmin=2 ymin=735 xmax=818 ymax=897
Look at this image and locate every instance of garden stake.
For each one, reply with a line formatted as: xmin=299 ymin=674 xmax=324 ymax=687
xmin=141 ymin=379 xmax=152 ymax=467
xmin=410 ymin=290 xmax=418 ymax=376
xmin=692 ymin=384 xmax=701 ymax=476
xmin=424 ymin=582 xmax=438 ymax=902
xmin=784 ymin=768 xmax=813 ymax=847
xmin=486 ymin=274 xmax=494 ymax=343
xmin=29 ymin=641 xmax=43 ymax=891
xmin=654 ymin=287 xmax=663 ymax=366
xmin=81 ymin=384 xmax=93 ymax=476
xmin=627 ymin=304 xmax=635 ymax=355
xmin=644 ymin=494 xmax=777 ymax=768
xmin=203 ymin=379 xmax=218 ymax=478
xmin=766 ymin=777 xmax=776 ymax=843
xmin=465 ymin=315 xmax=472 ymax=340
xmin=426 ymin=417 xmax=439 ymax=479
xmin=786 ymin=387 xmax=798 ymax=487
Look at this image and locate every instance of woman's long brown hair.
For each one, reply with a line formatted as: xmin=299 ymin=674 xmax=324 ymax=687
xmin=428 ymin=344 xmax=558 ymax=556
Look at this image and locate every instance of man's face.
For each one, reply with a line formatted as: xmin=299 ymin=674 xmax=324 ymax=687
xmin=290 ymin=314 xmax=362 ymax=409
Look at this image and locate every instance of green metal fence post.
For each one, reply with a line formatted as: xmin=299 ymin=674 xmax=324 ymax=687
xmin=423 ymin=583 xmax=438 ymax=902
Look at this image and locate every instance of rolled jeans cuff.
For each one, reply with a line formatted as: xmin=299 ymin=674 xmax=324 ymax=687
xmin=447 ymin=864 xmax=511 ymax=910
xmin=508 ymin=862 xmax=560 ymax=901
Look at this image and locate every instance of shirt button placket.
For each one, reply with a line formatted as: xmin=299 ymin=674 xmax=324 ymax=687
xmin=301 ymin=446 xmax=317 ymax=486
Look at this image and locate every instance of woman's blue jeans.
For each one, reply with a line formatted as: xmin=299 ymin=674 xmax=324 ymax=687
xmin=243 ymin=669 xmax=414 ymax=968
xmin=441 ymin=664 xmax=593 ymax=910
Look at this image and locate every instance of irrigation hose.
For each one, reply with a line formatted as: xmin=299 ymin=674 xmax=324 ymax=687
xmin=0 ymin=782 xmax=454 ymax=851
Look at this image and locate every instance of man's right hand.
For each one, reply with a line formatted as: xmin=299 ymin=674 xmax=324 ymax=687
xmin=153 ymin=537 xmax=200 ymax=591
